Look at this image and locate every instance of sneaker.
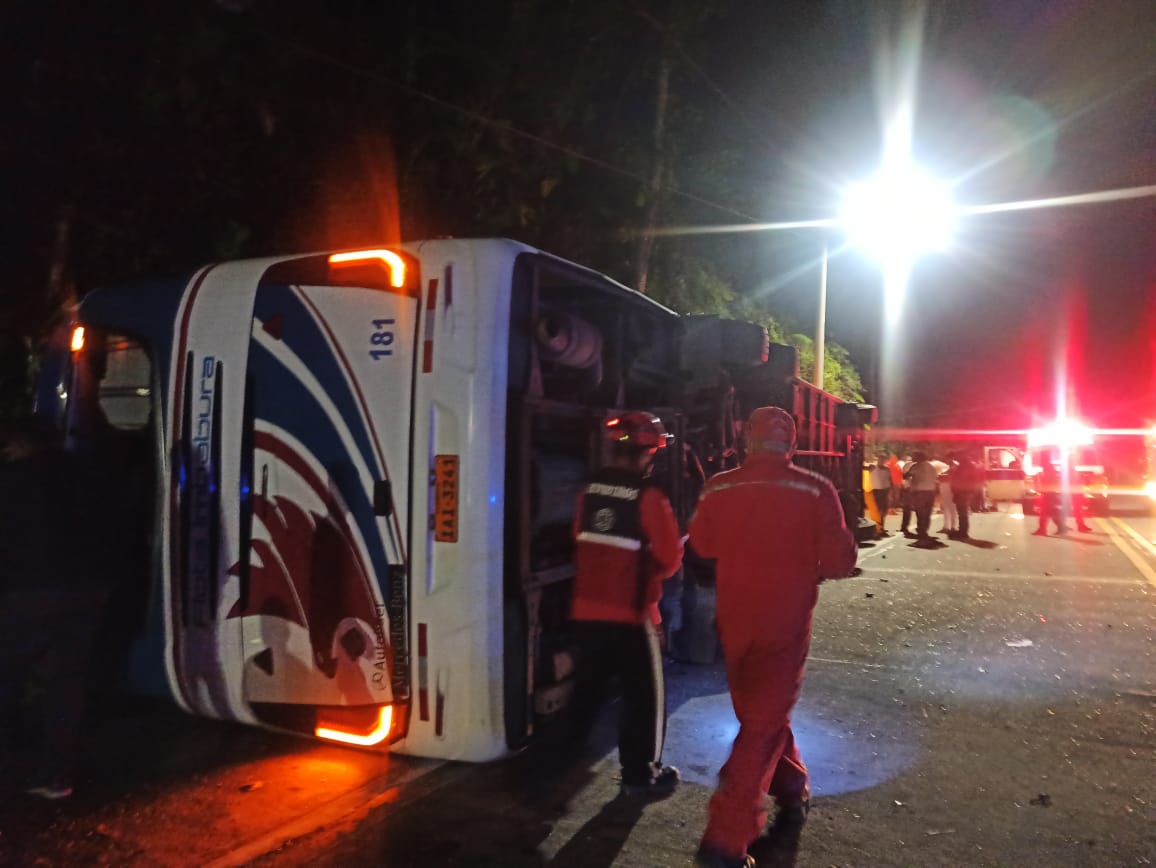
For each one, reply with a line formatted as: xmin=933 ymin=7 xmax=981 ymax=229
xmin=25 ymin=782 xmax=73 ymax=800
xmin=695 ymin=844 xmax=755 ymax=868
xmin=621 ymin=765 xmax=680 ymax=799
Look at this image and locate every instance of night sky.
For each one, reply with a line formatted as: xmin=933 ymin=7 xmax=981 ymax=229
xmin=726 ymin=1 xmax=1156 ymax=429
xmin=2 ymin=0 xmax=1154 ymax=431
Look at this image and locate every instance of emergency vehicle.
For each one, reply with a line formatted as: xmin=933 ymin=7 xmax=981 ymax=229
xmin=37 ymin=239 xmax=875 ymax=759
xmin=984 ymin=420 xmax=1110 ymax=515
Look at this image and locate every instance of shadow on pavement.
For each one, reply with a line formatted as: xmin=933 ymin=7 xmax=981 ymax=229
xmin=748 ymin=819 xmax=802 ymax=867
xmin=335 ymin=730 xmax=615 ymax=867
xmin=548 ymin=793 xmax=646 ymax=868
xmin=955 ymin=537 xmax=999 ymax=549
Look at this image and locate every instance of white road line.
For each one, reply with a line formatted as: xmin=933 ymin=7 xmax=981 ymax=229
xmin=857 ymin=533 xmax=903 ymax=561
xmin=861 ymin=566 xmax=1140 ymax=585
xmin=1101 ymin=517 xmax=1156 ymax=589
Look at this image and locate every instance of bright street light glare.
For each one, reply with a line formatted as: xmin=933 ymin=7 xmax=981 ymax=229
xmin=838 ymin=166 xmax=957 ymax=264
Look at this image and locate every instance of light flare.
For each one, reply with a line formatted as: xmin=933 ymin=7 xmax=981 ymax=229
xmin=840 ymin=166 xmax=957 ymax=266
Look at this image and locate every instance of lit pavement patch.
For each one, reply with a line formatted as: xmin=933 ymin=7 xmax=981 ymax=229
xmin=667 ymin=692 xmax=922 ymax=796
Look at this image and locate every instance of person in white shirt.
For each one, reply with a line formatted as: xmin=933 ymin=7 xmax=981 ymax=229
xmin=868 ymin=455 xmax=893 ymax=537
xmin=938 ymin=456 xmax=958 ymax=537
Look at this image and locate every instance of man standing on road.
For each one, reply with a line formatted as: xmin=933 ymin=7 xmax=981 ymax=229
xmin=905 ymin=452 xmax=940 ymax=541
xmin=1032 ymin=459 xmax=1068 ymax=535
xmin=1067 ymin=458 xmax=1092 ymax=533
xmin=868 ymin=454 xmax=892 ymax=538
xmin=950 ymin=451 xmax=984 ymax=540
xmin=689 ymin=407 xmax=857 ymax=868
xmin=569 ymin=411 xmax=683 ymax=798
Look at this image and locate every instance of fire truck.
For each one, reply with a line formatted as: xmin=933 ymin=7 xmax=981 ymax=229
xmin=34 ymin=239 xmax=874 ymax=759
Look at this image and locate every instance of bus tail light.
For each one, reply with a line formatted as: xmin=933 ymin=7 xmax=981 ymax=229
xmin=328 ymin=249 xmax=407 ymax=288
xmin=70 ymin=326 xmax=86 ymax=352
xmin=315 ymin=704 xmax=394 ymax=747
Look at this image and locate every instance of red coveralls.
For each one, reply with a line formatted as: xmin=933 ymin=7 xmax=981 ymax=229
xmin=690 ymin=452 xmax=857 ymax=857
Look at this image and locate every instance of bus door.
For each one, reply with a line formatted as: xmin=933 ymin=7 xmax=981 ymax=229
xmin=236 ymin=267 xmax=418 ymax=733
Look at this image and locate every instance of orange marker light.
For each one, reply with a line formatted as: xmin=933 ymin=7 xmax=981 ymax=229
xmin=315 ymin=705 xmax=393 ymax=747
xmin=70 ymin=326 xmax=86 ymax=352
xmin=328 ymin=249 xmax=406 ymax=288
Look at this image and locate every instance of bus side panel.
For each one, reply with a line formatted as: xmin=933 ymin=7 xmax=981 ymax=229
xmin=392 ymin=240 xmax=520 ymax=761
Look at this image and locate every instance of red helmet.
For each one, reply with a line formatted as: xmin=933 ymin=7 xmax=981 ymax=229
xmin=747 ymin=406 xmax=795 ymax=454
xmin=605 ymin=411 xmax=671 ymax=449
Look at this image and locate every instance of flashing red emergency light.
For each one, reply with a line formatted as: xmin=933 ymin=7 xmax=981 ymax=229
xmin=1026 ymin=418 xmax=1094 ymax=450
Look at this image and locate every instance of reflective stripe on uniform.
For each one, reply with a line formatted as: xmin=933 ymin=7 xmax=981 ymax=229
xmin=703 ymin=478 xmax=821 ymax=498
xmin=644 ymin=620 xmax=665 ymax=762
xmin=576 ymin=531 xmax=643 ymax=551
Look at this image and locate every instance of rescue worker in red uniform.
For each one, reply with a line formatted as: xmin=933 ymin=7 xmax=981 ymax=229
xmin=1067 ymin=458 xmax=1092 ymax=532
xmin=570 ymin=411 xmax=684 ymax=797
xmin=690 ymin=407 xmax=857 ymax=868
xmin=1032 ymin=460 xmax=1067 ymax=535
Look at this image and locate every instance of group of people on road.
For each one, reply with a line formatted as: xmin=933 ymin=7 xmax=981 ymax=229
xmin=867 ymin=449 xmax=1096 ymax=543
xmin=867 ymin=450 xmax=987 ymax=544
xmin=570 ymin=406 xmax=857 ymax=868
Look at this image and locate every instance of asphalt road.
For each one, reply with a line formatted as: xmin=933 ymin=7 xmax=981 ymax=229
xmin=2 ymin=502 xmax=1154 ymax=867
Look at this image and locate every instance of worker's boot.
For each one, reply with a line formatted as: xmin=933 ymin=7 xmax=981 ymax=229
xmin=620 ymin=764 xmax=680 ymax=799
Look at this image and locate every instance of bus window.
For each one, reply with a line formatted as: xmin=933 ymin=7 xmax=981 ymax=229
xmin=95 ymin=336 xmax=152 ymax=430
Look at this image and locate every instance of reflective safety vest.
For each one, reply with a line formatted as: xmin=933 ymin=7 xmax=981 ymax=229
xmin=577 ymin=468 xmax=647 ymax=555
xmin=571 ymin=467 xmax=681 ymax=625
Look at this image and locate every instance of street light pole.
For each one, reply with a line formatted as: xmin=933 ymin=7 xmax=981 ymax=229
xmin=814 ymin=242 xmax=828 ymax=391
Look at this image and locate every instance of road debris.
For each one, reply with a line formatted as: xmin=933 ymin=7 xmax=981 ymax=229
xmin=1006 ymin=639 xmax=1034 ymax=647
xmin=925 ymin=828 xmax=956 ymax=836
xmin=1029 ymin=793 xmax=1053 ymax=807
